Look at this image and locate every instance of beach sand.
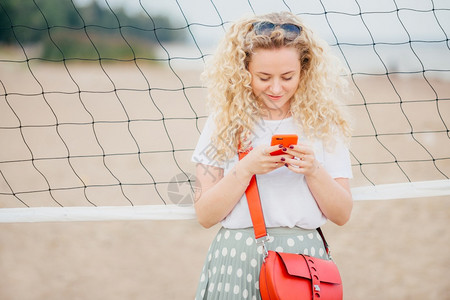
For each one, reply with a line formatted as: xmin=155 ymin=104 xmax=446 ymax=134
xmin=0 ymin=63 xmax=449 ymax=299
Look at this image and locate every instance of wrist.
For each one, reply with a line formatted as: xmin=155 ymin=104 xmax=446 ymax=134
xmin=233 ymin=160 xmax=253 ymax=186
xmin=306 ymin=160 xmax=322 ymax=178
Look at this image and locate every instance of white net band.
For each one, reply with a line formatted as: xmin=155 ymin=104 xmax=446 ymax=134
xmin=1 ymin=180 xmax=448 ymax=223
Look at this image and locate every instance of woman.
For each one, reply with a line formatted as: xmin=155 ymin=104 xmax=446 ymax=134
xmin=192 ymin=11 xmax=353 ymax=299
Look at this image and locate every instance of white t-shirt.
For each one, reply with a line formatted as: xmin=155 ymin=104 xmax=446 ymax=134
xmin=192 ymin=115 xmax=352 ymax=229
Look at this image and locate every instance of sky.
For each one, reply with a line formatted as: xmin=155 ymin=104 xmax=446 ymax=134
xmin=74 ymin=0 xmax=450 ymax=46
xmin=73 ymin=0 xmax=450 ymax=75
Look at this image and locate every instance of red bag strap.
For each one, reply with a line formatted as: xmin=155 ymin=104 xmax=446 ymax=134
xmin=238 ymin=150 xmax=330 ymax=255
xmin=238 ymin=151 xmax=267 ymax=239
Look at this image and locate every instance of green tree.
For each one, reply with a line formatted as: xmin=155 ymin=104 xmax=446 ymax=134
xmin=0 ymin=0 xmax=185 ymax=59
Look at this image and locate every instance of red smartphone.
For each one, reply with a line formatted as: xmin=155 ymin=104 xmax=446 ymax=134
xmin=270 ymin=134 xmax=298 ymax=156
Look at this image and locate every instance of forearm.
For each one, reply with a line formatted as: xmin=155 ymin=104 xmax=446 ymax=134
xmin=194 ymin=163 xmax=252 ymax=228
xmin=305 ymin=166 xmax=353 ymax=226
xmin=194 ymin=145 xmax=289 ymax=228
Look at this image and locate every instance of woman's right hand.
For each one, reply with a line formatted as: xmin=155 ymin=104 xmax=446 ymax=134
xmin=194 ymin=144 xmax=290 ymax=228
xmin=238 ymin=144 xmax=290 ymax=178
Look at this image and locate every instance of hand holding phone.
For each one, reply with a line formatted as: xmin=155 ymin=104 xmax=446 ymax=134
xmin=270 ymin=134 xmax=298 ymax=156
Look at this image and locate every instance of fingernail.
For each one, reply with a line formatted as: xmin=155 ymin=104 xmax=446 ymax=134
xmin=284 ymin=163 xmax=288 ymax=167
xmin=278 ymin=144 xmax=283 ymax=148
xmin=281 ymin=157 xmax=285 ymax=162
xmin=282 ymin=147 xmax=287 ymax=151
xmin=289 ymin=145 xmax=294 ymax=149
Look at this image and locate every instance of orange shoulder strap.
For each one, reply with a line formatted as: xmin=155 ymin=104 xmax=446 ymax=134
xmin=238 ymin=151 xmax=330 ymax=255
xmin=238 ymin=151 xmax=267 ymax=239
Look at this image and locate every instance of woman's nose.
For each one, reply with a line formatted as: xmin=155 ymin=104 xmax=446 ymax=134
xmin=269 ymin=79 xmax=282 ymax=95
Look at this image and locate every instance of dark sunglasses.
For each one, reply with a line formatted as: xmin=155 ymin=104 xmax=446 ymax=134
xmin=252 ymin=21 xmax=302 ymax=41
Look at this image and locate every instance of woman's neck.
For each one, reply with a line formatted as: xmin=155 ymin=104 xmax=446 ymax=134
xmin=261 ymin=108 xmax=291 ymax=120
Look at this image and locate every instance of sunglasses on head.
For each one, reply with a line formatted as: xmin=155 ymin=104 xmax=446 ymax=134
xmin=252 ymin=21 xmax=302 ymax=41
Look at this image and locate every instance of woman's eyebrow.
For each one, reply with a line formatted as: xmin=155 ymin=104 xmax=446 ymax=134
xmin=256 ymin=70 xmax=296 ymax=76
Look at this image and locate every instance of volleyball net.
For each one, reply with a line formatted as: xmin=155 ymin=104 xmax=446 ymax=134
xmin=0 ymin=0 xmax=449 ymax=222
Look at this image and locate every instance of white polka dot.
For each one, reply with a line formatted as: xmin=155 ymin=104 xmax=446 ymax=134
xmin=243 ymin=289 xmax=249 ymax=298
xmin=235 ymin=232 xmax=243 ymax=240
xmin=216 ymin=233 xmax=222 ymax=242
xmin=217 ymin=282 xmax=222 ymax=292
xmin=234 ymin=285 xmax=240 ymax=294
xmin=220 ymin=265 xmax=226 ymax=274
xmin=236 ymin=268 xmax=243 ymax=278
xmin=208 ymin=270 xmax=212 ymax=278
xmin=257 ymin=245 xmax=263 ymax=254
xmin=275 ymin=246 xmax=284 ymax=252
xmin=200 ymin=273 xmax=205 ymax=282
xmin=311 ymin=247 xmax=316 ymax=256
xmin=227 ymin=266 xmax=233 ymax=275
xmin=208 ymin=253 xmax=212 ymax=261
xmin=200 ymin=289 xmax=205 ymax=297
xmin=297 ymin=235 xmax=304 ymax=241
xmin=267 ymin=236 xmax=275 ymax=243
xmin=214 ymin=249 xmax=219 ymax=258
xmin=208 ymin=283 xmax=215 ymax=292
xmin=252 ymin=296 xmax=257 ymax=300
xmin=247 ymin=273 xmax=253 ymax=282
xmin=250 ymin=258 xmax=258 ymax=268
xmin=230 ymin=248 xmax=237 ymax=257
xmin=319 ymin=248 xmax=325 ymax=257
xmin=225 ymin=283 xmax=230 ymax=292
xmin=227 ymin=265 xmax=233 ymax=275
xmin=222 ymin=247 xmax=228 ymax=256
xmin=287 ymin=238 xmax=295 ymax=247
xmin=255 ymin=281 xmax=260 ymax=289
xmin=303 ymin=248 xmax=309 ymax=255
xmin=240 ymin=252 xmax=247 ymax=261
xmin=308 ymin=233 xmax=314 ymax=239
xmin=224 ymin=230 xmax=230 ymax=239
xmin=212 ymin=266 xmax=217 ymax=274
xmin=246 ymin=237 xmax=254 ymax=246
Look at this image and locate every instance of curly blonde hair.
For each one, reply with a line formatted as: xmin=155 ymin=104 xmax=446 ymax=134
xmin=201 ymin=11 xmax=351 ymax=161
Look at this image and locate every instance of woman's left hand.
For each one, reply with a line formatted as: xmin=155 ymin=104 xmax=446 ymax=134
xmin=281 ymin=144 xmax=321 ymax=177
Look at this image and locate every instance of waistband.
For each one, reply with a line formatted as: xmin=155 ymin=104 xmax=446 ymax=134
xmin=220 ymin=226 xmax=318 ymax=237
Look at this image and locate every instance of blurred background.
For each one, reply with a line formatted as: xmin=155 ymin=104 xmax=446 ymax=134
xmin=0 ymin=0 xmax=449 ymax=299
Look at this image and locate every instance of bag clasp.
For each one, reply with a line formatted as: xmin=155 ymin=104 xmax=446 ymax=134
xmin=256 ymin=235 xmax=270 ymax=261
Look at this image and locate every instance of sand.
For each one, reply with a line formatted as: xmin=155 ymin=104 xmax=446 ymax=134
xmin=0 ymin=62 xmax=449 ymax=299
xmin=0 ymin=196 xmax=449 ymax=299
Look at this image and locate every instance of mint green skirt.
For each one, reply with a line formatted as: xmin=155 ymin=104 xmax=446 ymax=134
xmin=194 ymin=227 xmax=330 ymax=300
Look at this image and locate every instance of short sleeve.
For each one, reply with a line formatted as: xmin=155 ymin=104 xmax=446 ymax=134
xmin=191 ymin=116 xmax=224 ymax=169
xmin=322 ymin=138 xmax=353 ymax=179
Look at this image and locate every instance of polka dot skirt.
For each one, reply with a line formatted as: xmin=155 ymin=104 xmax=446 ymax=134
xmin=194 ymin=227 xmax=329 ymax=300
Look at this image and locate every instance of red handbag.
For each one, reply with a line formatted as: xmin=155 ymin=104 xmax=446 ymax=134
xmin=259 ymin=251 xmax=343 ymax=300
xmin=239 ymin=151 xmax=343 ymax=300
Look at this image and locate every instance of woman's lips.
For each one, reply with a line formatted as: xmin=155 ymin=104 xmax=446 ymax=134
xmin=267 ymin=94 xmax=283 ymax=101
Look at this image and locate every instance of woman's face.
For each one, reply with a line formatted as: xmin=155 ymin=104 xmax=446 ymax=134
xmin=248 ymin=47 xmax=301 ymax=120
